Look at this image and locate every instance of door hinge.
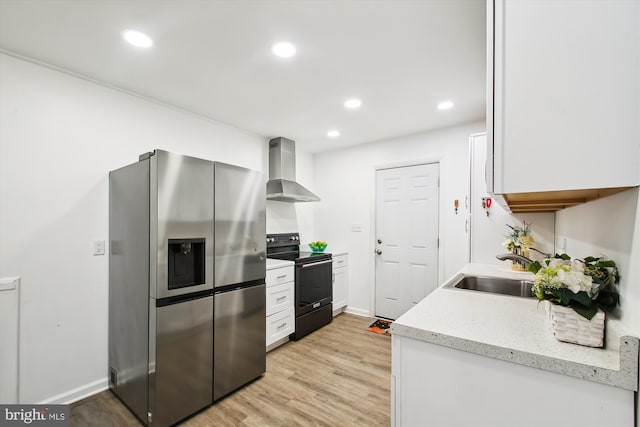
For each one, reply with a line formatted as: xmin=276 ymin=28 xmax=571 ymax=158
xmin=437 ymin=238 xmax=439 ymax=248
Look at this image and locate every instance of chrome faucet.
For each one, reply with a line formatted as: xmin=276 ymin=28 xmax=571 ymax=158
xmin=496 ymin=253 xmax=534 ymax=265
xmin=529 ymin=247 xmax=552 ymax=258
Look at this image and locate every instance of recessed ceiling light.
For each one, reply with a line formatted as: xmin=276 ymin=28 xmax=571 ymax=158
xmin=327 ymin=130 xmax=340 ymax=138
xmin=122 ymin=30 xmax=153 ymax=48
xmin=437 ymin=100 xmax=454 ymax=110
xmin=272 ymin=42 xmax=296 ymax=58
xmin=344 ymin=99 xmax=362 ymax=109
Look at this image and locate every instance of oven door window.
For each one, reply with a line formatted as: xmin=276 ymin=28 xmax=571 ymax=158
xmin=296 ymin=260 xmax=332 ymax=312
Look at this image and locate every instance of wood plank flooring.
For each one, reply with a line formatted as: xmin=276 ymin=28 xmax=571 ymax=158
xmin=70 ymin=314 xmax=391 ymax=426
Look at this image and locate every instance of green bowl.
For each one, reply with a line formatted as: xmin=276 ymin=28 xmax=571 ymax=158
xmin=308 ymin=242 xmax=328 ymax=252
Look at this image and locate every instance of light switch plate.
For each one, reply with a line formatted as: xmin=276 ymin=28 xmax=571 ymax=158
xmin=93 ymin=240 xmax=105 ymax=256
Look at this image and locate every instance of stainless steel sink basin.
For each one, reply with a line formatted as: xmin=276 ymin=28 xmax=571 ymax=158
xmin=445 ymin=275 xmax=535 ymax=298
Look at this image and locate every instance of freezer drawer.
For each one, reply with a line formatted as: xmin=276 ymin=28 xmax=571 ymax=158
xmin=213 ymin=284 xmax=266 ymax=401
xmin=154 ymin=295 xmax=213 ymax=426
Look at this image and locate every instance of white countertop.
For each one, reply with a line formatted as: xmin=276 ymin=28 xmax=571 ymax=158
xmin=266 ymin=258 xmax=294 ymax=270
xmin=392 ymin=263 xmax=639 ymax=391
xmin=330 ymin=250 xmax=347 ymax=256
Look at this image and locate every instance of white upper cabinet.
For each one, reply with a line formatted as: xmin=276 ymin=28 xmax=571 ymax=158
xmin=487 ymin=0 xmax=639 ymax=210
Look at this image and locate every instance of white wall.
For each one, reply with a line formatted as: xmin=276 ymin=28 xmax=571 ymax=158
xmin=0 ymin=53 xmax=267 ymax=404
xmin=555 ymin=188 xmax=640 ymax=336
xmin=555 ymin=187 xmax=640 ymax=426
xmin=469 ymin=134 xmax=555 ymax=265
xmin=313 ymin=120 xmax=484 ymax=317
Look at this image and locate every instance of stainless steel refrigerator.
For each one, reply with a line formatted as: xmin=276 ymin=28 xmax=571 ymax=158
xmin=109 ymin=151 xmax=266 ymax=426
xmin=212 ymin=162 xmax=266 ymax=401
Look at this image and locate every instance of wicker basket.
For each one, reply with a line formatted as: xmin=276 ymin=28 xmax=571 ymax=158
xmin=545 ymin=301 xmax=605 ymax=348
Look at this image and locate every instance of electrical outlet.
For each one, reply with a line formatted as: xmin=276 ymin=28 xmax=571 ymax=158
xmin=93 ymin=240 xmax=105 ymax=256
xmin=557 ymin=237 xmax=567 ymax=253
xmin=351 ymin=223 xmax=362 ymax=232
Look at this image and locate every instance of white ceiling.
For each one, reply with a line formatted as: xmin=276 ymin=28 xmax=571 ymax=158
xmin=0 ymin=0 xmax=486 ymax=153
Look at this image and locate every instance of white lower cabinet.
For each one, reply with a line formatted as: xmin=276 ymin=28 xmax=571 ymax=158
xmin=266 ymin=281 xmax=294 ymax=316
xmin=266 ymin=264 xmax=295 ymax=349
xmin=392 ymin=335 xmax=633 ymax=426
xmin=332 ymin=254 xmax=348 ymax=315
xmin=266 ymin=307 xmax=294 ymax=345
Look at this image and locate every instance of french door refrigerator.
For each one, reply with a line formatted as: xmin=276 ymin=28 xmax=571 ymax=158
xmin=109 ymin=151 xmax=266 ymax=426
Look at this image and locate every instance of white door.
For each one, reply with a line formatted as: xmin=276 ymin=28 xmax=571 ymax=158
xmin=375 ymin=163 xmax=439 ymax=320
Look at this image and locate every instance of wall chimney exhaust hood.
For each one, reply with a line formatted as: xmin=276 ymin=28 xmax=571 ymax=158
xmin=266 ymin=137 xmax=320 ymax=202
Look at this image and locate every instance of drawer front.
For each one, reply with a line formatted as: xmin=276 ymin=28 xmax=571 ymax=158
xmin=266 ymin=307 xmax=294 ymax=345
xmin=266 ymin=266 xmax=294 ymax=287
xmin=266 ymin=281 xmax=294 ymax=316
xmin=333 ymin=254 xmax=348 ymax=269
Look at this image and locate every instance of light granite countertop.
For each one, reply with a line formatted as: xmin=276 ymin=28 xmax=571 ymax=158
xmin=330 ymin=250 xmax=348 ymax=257
xmin=266 ymin=258 xmax=294 ymax=270
xmin=392 ymin=263 xmax=639 ymax=391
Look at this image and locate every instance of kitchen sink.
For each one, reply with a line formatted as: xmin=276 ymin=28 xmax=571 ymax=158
xmin=445 ymin=275 xmax=535 ymax=298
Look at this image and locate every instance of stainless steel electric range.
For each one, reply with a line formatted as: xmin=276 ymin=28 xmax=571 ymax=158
xmin=266 ymin=233 xmax=333 ymax=339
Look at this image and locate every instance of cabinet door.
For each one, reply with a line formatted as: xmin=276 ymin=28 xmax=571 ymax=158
xmin=266 ymin=266 xmax=294 ymax=287
xmin=489 ymin=0 xmax=639 ymax=194
xmin=333 ymin=267 xmax=348 ymax=311
xmin=332 ymin=254 xmax=348 ymax=311
xmin=266 ymin=307 xmax=294 ymax=345
xmin=266 ymin=281 xmax=294 ymax=316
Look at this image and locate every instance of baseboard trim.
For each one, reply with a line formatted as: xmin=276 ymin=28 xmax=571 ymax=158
xmin=343 ymin=307 xmax=371 ymax=318
xmin=332 ymin=306 xmax=346 ymax=317
xmin=37 ymin=377 xmax=108 ymax=405
xmin=266 ymin=336 xmax=290 ymax=352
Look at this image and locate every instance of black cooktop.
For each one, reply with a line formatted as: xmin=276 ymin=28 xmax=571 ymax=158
xmin=266 ymin=233 xmax=332 ymax=264
xmin=268 ymin=250 xmax=332 ymax=263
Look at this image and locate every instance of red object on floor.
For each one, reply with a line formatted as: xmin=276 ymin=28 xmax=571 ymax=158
xmin=366 ymin=319 xmax=392 ymax=335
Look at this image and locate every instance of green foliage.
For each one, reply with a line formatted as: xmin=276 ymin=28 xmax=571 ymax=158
xmin=572 ymin=304 xmax=598 ymax=321
xmin=555 ymin=288 xmax=589 ymax=307
xmin=531 ymin=254 xmax=620 ymax=320
xmin=528 ymin=260 xmax=542 ymax=274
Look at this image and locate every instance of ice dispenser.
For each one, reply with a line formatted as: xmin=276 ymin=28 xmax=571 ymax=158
xmin=168 ymin=238 xmax=205 ymax=289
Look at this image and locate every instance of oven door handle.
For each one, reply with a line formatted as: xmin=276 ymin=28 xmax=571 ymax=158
xmin=299 ymin=259 xmax=333 ymax=268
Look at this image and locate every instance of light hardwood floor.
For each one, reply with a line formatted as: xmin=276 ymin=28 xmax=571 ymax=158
xmin=70 ymin=314 xmax=391 ymax=426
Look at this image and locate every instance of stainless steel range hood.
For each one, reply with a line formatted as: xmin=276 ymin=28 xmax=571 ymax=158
xmin=266 ymin=137 xmax=320 ymax=202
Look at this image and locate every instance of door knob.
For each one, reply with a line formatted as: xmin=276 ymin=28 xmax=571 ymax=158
xmin=376 ymin=250 xmax=382 ymax=255
xmin=377 ymin=239 xmax=382 ymax=244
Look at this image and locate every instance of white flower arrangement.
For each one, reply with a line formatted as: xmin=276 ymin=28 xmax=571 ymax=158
xmin=503 ymin=220 xmax=535 ymax=251
xmin=529 ymin=255 xmax=619 ymax=320
xmin=532 ymin=258 xmax=595 ymax=295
